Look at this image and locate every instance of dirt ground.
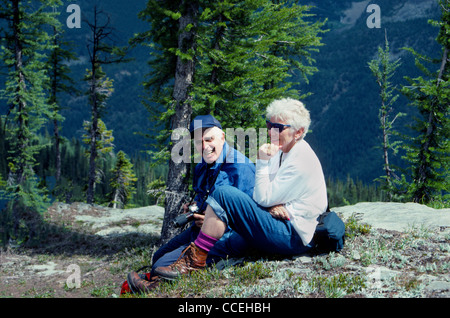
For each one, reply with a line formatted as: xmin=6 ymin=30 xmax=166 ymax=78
xmin=1 ymin=202 xmax=449 ymax=299
xmin=0 ymin=250 xmax=123 ymax=298
xmin=0 ymin=203 xmax=159 ymax=298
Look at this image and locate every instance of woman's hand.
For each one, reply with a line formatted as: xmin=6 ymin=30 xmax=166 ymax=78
xmin=258 ymin=143 xmax=280 ymax=160
xmin=268 ymin=204 xmax=290 ymax=221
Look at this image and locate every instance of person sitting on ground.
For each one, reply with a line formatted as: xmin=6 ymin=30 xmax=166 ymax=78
xmin=124 ymin=114 xmax=255 ymax=294
xmin=154 ymin=98 xmax=329 ymax=280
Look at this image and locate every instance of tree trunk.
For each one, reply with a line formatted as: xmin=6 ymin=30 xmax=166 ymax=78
xmin=159 ymin=1 xmax=198 ymax=246
xmin=86 ymin=70 xmax=99 ymax=205
xmin=86 ymin=11 xmax=99 ymax=205
xmin=86 ymin=94 xmax=98 ymax=205
xmin=53 ymin=117 xmax=61 ymax=182
xmin=112 ymin=190 xmax=119 ymax=209
xmin=380 ymin=109 xmax=393 ymax=201
xmin=51 ymin=28 xmax=62 ymax=183
xmin=11 ymin=0 xmax=27 ymax=186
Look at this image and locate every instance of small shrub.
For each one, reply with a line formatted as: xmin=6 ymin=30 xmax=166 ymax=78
xmin=314 ymin=252 xmax=346 ymax=270
xmin=345 ymin=213 xmax=371 ymax=239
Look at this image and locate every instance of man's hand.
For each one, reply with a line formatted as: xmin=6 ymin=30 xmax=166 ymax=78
xmin=268 ymin=204 xmax=290 ymax=221
xmin=183 ymin=201 xmax=198 ymax=213
xmin=182 ymin=202 xmax=204 ymax=227
xmin=193 ymin=213 xmax=205 ymax=228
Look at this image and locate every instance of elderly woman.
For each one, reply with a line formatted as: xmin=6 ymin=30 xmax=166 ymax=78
xmin=155 ymin=98 xmax=328 ymax=280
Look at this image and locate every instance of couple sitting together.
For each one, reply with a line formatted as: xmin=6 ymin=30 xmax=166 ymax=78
xmin=124 ymin=97 xmax=329 ymax=294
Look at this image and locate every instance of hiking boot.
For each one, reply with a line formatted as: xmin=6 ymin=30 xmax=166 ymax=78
xmin=127 ymin=272 xmax=160 ymax=294
xmin=154 ymin=243 xmax=207 ymax=280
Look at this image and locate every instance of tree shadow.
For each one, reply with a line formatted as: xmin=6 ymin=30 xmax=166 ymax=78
xmin=1 ymin=202 xmax=160 ymax=257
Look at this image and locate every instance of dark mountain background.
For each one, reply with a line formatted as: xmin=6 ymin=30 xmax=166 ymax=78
xmin=5 ymin=0 xmax=441 ymax=185
xmin=304 ymin=0 xmax=441 ymax=183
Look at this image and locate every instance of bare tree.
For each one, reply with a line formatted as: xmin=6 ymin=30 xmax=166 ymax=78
xmin=84 ymin=7 xmax=127 ymax=204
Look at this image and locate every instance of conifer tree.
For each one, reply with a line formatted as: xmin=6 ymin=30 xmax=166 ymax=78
xmin=0 ymin=116 xmax=8 ymax=178
xmin=83 ymin=118 xmax=114 ymax=201
xmin=192 ymin=0 xmax=325 ymax=129
xmin=46 ymin=24 xmax=78 ymax=184
xmin=135 ymin=0 xmax=198 ymax=244
xmin=109 ymin=150 xmax=137 ymax=209
xmin=0 ymin=0 xmax=62 ymax=246
xmin=135 ymin=0 xmax=326 ymax=243
xmin=368 ymin=31 xmax=404 ymax=200
xmin=401 ymin=0 xmax=449 ymax=203
xmin=0 ymin=0 xmax=60 ymax=211
xmin=84 ymin=7 xmax=127 ymax=204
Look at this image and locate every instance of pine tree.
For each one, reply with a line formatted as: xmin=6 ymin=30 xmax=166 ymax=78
xmin=0 ymin=0 xmax=60 ymax=211
xmin=83 ymin=6 xmax=127 ymax=204
xmin=135 ymin=0 xmax=326 ymax=244
xmin=135 ymin=0 xmax=198 ymax=244
xmin=46 ymin=24 xmax=78 ymax=184
xmin=368 ymin=31 xmax=404 ymax=200
xmin=401 ymin=0 xmax=450 ymax=203
xmin=82 ymin=118 xmax=114 ymax=201
xmin=0 ymin=116 xmax=8 ymax=178
xmin=193 ymin=0 xmax=326 ymax=128
xmin=109 ymin=151 xmax=137 ymax=209
xmin=0 ymin=0 xmax=62 ymax=246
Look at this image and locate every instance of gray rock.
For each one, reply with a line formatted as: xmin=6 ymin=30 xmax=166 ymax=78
xmin=425 ymin=280 xmax=450 ymax=294
xmin=333 ymin=202 xmax=450 ymax=232
xmin=73 ymin=205 xmax=165 ymax=237
xmin=365 ymin=265 xmax=401 ymax=285
xmin=27 ymin=261 xmax=66 ymax=276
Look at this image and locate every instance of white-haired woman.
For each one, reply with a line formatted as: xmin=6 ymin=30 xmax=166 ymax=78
xmin=155 ymin=98 xmax=329 ymax=280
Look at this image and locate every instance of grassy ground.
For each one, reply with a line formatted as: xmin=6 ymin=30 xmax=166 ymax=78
xmin=0 ymin=206 xmax=449 ymax=298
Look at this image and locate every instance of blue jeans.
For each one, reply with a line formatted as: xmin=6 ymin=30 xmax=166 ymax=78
xmin=151 ymin=224 xmax=249 ymax=275
xmin=206 ymin=185 xmax=314 ymax=255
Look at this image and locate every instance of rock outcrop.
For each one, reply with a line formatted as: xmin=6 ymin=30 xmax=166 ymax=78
xmin=46 ymin=202 xmax=165 ymax=237
xmin=333 ymin=202 xmax=450 ymax=232
xmin=48 ymin=201 xmax=449 ymax=237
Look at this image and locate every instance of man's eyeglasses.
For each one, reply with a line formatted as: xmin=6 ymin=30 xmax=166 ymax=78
xmin=266 ymin=120 xmax=291 ymax=132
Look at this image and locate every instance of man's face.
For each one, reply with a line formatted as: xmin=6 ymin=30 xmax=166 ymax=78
xmin=193 ymin=127 xmax=225 ymax=164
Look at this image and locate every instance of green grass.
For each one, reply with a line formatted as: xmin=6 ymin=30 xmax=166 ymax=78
xmin=307 ymin=273 xmax=366 ymax=298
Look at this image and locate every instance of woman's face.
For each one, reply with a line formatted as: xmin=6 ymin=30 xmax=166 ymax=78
xmin=268 ymin=117 xmax=304 ymax=153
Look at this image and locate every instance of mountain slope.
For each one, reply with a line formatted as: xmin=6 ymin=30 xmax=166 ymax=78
xmin=303 ymin=0 xmax=441 ymax=182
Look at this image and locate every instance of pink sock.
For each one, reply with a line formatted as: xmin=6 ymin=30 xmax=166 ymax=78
xmin=194 ymin=231 xmax=218 ymax=253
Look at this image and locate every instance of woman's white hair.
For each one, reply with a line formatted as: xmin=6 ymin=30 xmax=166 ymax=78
xmin=266 ymin=98 xmax=311 ymax=139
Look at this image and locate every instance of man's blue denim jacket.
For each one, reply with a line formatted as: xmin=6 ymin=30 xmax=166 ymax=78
xmin=193 ymin=142 xmax=255 ymax=212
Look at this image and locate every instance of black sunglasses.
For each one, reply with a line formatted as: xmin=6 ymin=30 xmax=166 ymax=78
xmin=266 ymin=120 xmax=291 ymax=132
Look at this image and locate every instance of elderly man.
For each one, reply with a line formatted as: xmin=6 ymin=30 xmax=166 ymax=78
xmin=124 ymin=114 xmax=255 ymax=294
